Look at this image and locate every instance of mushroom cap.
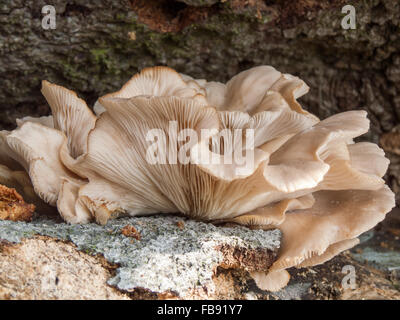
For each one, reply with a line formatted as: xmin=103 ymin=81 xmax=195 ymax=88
xmin=16 ymin=115 xmax=54 ymax=128
xmin=41 ymin=80 xmax=97 ymax=159
xmin=5 ymin=122 xmax=84 ymax=206
xmin=269 ymin=187 xmax=394 ymax=274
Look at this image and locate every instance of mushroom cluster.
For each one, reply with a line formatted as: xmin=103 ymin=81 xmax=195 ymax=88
xmin=0 ymin=66 xmax=395 ymax=291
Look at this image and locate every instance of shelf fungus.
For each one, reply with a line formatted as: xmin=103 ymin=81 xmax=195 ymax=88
xmin=0 ymin=66 xmax=395 ymax=291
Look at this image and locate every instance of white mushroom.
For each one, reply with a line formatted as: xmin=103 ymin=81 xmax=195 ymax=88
xmin=41 ymin=80 xmax=97 ymax=158
xmin=4 ymin=121 xmax=85 ymax=206
xmin=16 ymin=115 xmax=54 ymax=128
xmin=0 ymin=65 xmax=394 ymax=292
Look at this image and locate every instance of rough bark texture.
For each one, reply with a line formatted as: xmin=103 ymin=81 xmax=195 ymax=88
xmin=0 ymin=237 xmax=130 ymax=300
xmin=1 ymin=0 xmax=399 ymax=202
xmin=0 ymin=185 xmax=34 ymax=222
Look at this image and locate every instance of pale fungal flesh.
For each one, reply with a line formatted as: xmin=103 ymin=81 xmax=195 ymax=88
xmin=0 ymin=66 xmax=395 ymax=292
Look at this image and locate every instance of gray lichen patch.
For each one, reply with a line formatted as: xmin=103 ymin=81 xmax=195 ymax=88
xmin=0 ymin=215 xmax=280 ymax=297
xmin=352 ymin=247 xmax=400 ymax=272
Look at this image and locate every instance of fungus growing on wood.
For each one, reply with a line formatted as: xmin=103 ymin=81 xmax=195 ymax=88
xmin=0 ymin=66 xmax=395 ymax=291
xmin=0 ymin=184 xmax=35 ymax=222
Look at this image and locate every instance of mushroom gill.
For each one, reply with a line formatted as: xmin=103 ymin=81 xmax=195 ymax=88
xmin=0 ymin=65 xmax=395 ymax=292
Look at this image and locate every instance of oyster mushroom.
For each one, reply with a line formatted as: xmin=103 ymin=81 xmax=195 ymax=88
xmin=0 ymin=65 xmax=395 ymax=292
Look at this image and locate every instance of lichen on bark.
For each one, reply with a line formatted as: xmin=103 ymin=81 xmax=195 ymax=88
xmin=0 ymin=215 xmax=281 ymax=298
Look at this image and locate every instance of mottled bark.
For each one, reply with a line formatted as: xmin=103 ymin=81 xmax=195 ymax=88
xmin=0 ymin=0 xmax=399 ymax=201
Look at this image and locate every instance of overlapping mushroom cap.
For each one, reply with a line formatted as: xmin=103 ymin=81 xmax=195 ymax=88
xmin=0 ymin=66 xmax=395 ymax=291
